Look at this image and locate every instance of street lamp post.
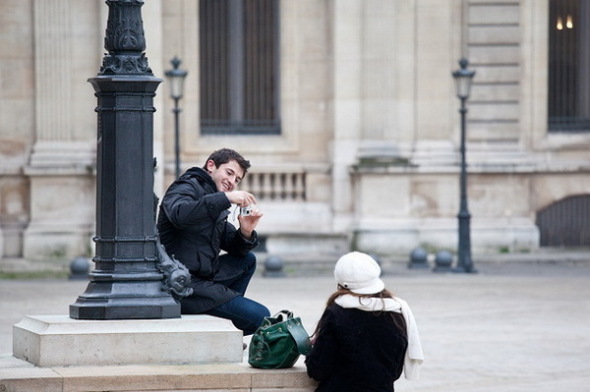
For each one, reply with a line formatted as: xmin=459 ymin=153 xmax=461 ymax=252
xmin=165 ymin=57 xmax=188 ymax=179
xmin=70 ymin=0 xmax=181 ymax=319
xmin=452 ymin=58 xmax=477 ymax=273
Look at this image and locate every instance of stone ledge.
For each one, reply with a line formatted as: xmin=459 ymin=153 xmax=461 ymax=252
xmin=0 ymin=357 xmax=318 ymax=392
xmin=13 ymin=315 xmax=243 ymax=367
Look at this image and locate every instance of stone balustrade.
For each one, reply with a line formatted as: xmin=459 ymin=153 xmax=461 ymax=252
xmin=243 ymin=170 xmax=307 ymax=202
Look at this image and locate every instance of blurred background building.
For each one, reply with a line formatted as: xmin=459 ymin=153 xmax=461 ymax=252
xmin=1 ymin=0 xmax=589 ymax=271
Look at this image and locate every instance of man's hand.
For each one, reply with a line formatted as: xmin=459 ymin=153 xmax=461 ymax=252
xmin=225 ymin=191 xmax=261 ymax=239
xmin=238 ymin=207 xmax=263 ymax=240
xmin=225 ymin=190 xmax=257 ymax=207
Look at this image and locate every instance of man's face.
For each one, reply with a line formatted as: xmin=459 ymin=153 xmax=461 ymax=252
xmin=206 ymin=159 xmax=245 ymax=192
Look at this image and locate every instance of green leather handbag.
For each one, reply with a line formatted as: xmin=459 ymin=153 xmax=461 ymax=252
xmin=248 ymin=310 xmax=311 ymax=369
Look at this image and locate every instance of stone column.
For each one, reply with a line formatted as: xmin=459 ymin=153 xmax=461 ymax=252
xmin=330 ymin=0 xmax=363 ymax=231
xmin=411 ymin=0 xmax=457 ymax=167
xmin=23 ymin=0 xmax=96 ymax=263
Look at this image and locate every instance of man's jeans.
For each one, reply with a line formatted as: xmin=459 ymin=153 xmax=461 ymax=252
xmin=206 ymin=252 xmax=270 ymax=335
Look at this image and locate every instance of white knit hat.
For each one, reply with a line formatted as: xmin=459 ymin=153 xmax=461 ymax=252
xmin=334 ymin=251 xmax=385 ymax=295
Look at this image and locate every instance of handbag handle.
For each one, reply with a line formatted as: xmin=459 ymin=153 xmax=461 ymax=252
xmin=274 ymin=310 xmax=293 ymax=321
xmin=285 ymin=317 xmax=312 ymax=356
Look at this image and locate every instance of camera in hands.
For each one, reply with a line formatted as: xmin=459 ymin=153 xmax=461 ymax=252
xmin=240 ymin=205 xmax=254 ymax=216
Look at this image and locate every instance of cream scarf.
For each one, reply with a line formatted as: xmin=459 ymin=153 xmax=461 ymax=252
xmin=334 ymin=294 xmax=424 ymax=380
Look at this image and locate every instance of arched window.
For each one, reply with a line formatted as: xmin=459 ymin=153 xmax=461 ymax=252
xmin=536 ymin=195 xmax=590 ymax=246
xmin=199 ymin=0 xmax=281 ymax=135
xmin=548 ymin=0 xmax=590 ymax=132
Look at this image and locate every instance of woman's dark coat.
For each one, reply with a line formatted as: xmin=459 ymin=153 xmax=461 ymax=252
xmin=305 ymin=304 xmax=408 ymax=392
xmin=157 ymin=167 xmax=258 ymax=312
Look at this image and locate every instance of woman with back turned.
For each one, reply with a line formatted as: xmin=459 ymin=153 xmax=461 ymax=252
xmin=305 ymin=251 xmax=424 ymax=392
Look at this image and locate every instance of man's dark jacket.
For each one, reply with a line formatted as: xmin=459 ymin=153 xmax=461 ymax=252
xmin=157 ymin=167 xmax=258 ymax=312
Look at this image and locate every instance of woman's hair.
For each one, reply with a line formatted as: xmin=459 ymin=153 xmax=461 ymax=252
xmin=325 ymin=285 xmax=394 ymax=307
xmin=312 ymin=286 xmax=407 ymax=339
xmin=204 ymin=148 xmax=251 ymax=175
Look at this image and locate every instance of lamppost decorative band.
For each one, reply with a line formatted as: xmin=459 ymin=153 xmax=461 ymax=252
xmin=94 ymin=106 xmax=157 ymax=113
xmin=93 ymin=236 xmax=158 ymax=243
xmin=88 ymin=271 xmax=163 ymax=281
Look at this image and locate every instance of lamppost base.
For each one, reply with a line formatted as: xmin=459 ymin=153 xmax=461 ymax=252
xmin=70 ymin=291 xmax=181 ymax=320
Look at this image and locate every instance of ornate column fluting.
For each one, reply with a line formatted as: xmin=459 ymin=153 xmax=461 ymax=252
xmin=70 ymin=0 xmax=180 ymax=319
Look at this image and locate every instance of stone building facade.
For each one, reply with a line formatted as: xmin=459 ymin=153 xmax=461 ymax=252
xmin=1 ymin=0 xmax=589 ymax=270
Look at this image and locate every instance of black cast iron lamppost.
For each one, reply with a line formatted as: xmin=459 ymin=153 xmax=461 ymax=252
xmin=70 ymin=0 xmax=184 ymax=319
xmin=452 ymin=58 xmax=477 ymax=273
xmin=165 ymin=57 xmax=188 ymax=179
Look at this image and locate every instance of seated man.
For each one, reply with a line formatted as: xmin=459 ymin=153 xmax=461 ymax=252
xmin=157 ymin=148 xmax=270 ymax=335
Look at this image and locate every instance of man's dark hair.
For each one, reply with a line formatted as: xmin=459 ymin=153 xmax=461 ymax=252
xmin=204 ymin=148 xmax=251 ymax=175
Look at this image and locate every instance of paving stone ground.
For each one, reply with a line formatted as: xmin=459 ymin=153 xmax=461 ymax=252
xmin=1 ymin=256 xmax=590 ymax=392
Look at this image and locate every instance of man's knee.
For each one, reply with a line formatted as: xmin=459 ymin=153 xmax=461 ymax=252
xmin=243 ymin=302 xmax=271 ymax=335
xmin=238 ymin=251 xmax=257 ymax=275
xmin=245 ymin=251 xmax=256 ymax=265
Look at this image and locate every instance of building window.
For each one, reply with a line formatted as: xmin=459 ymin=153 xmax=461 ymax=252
xmin=548 ymin=0 xmax=590 ymax=132
xmin=536 ymin=194 xmax=590 ymax=246
xmin=199 ymin=0 xmax=281 ymax=135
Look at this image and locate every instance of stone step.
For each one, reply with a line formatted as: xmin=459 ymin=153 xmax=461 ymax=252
xmin=0 ymin=355 xmax=317 ymax=392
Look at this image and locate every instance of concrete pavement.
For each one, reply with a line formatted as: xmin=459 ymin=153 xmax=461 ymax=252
xmin=1 ymin=255 xmax=590 ymax=391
